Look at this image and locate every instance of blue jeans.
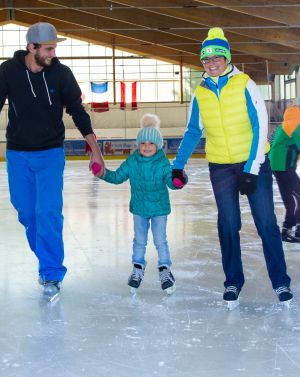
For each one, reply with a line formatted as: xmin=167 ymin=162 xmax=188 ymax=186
xmin=209 ymin=158 xmax=291 ymax=290
xmin=6 ymin=148 xmax=67 ymax=282
xmin=132 ymin=215 xmax=171 ymax=267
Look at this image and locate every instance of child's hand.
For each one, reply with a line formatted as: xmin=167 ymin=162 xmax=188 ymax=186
xmin=172 ymin=169 xmax=187 ymax=188
xmin=89 ymin=155 xmax=106 ymax=177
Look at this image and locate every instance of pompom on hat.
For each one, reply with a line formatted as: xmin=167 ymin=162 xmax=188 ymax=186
xmin=200 ymin=27 xmax=231 ymax=63
xmin=136 ymin=113 xmax=163 ymax=150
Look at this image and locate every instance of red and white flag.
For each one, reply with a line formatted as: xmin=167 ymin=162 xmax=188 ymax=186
xmin=120 ymin=81 xmax=138 ymax=110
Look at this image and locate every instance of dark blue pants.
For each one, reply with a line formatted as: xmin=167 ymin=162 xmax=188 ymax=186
xmin=273 ymin=169 xmax=300 ymax=229
xmin=6 ymin=148 xmax=67 ymax=282
xmin=209 ymin=158 xmax=291 ymax=290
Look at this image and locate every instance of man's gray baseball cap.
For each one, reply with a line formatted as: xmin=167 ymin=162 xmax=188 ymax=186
xmin=26 ymin=22 xmax=66 ymax=44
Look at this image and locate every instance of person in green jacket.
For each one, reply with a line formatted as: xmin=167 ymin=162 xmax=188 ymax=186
xmin=269 ymin=105 xmax=300 ymax=243
xmin=98 ymin=114 xmax=183 ymax=294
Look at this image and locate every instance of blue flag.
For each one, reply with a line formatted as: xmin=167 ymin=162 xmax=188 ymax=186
xmin=91 ymin=81 xmax=108 ymax=94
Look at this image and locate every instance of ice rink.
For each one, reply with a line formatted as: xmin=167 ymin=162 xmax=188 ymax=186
xmin=0 ymin=158 xmax=299 ymax=377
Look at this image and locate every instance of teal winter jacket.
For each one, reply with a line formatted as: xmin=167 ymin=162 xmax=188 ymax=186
xmin=101 ymin=149 xmax=177 ymax=218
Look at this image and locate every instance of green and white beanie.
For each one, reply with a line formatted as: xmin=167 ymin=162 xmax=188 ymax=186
xmin=136 ymin=113 xmax=163 ymax=150
xmin=200 ymin=27 xmax=231 ymax=63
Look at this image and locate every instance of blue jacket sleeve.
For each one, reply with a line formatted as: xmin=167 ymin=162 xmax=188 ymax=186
xmin=173 ymin=95 xmax=203 ymax=169
xmin=100 ymin=160 xmax=129 ymax=184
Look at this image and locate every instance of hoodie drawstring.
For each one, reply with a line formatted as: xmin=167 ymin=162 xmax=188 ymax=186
xmin=26 ymin=70 xmax=36 ymax=98
xmin=26 ymin=70 xmax=52 ymax=105
xmin=43 ymin=72 xmax=52 ymax=106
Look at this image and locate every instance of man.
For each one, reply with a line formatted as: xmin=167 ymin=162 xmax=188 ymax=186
xmin=0 ymin=22 xmax=105 ymax=299
xmin=172 ymin=27 xmax=292 ymax=308
xmin=269 ymin=105 xmax=300 ymax=243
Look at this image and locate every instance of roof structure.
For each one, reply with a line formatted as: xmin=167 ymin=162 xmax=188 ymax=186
xmin=1 ymin=0 xmax=300 ymax=83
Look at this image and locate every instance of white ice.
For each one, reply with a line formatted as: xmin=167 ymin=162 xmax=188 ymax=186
xmin=0 ymin=159 xmax=299 ymax=377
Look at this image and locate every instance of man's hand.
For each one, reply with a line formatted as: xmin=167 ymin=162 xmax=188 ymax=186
xmin=85 ymin=133 xmax=106 ymax=177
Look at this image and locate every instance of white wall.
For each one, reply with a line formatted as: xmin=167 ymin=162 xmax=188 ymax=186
xmin=0 ymin=102 xmax=189 ymax=141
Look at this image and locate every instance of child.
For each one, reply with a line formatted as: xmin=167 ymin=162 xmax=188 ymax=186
xmin=269 ymin=105 xmax=300 ymax=243
xmin=98 ymin=114 xmax=183 ymax=294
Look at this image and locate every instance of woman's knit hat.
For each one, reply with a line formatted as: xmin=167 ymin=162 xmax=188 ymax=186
xmin=136 ymin=113 xmax=163 ymax=150
xmin=200 ymin=27 xmax=231 ymax=63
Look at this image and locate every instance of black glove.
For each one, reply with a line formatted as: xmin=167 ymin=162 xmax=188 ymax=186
xmin=172 ymin=169 xmax=187 ymax=188
xmin=239 ymin=172 xmax=258 ymax=196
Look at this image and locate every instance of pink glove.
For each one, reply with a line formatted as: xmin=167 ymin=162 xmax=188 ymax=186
xmin=91 ymin=162 xmax=102 ymax=176
xmin=172 ymin=169 xmax=188 ymax=188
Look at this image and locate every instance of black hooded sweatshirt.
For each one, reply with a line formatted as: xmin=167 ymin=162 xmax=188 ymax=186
xmin=0 ymin=50 xmax=93 ymax=151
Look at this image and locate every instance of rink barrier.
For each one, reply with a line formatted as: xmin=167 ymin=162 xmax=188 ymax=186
xmin=64 ymin=137 xmax=206 ymax=158
xmin=0 ymin=138 xmax=206 ymax=161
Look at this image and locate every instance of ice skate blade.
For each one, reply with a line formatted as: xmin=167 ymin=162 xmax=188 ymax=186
xmin=226 ymin=299 xmax=239 ymax=311
xmin=281 ymin=298 xmax=293 ymax=309
xmin=165 ymin=284 xmax=176 ymax=295
xmin=130 ymin=287 xmax=137 ymax=296
xmin=44 ymin=292 xmax=60 ymax=302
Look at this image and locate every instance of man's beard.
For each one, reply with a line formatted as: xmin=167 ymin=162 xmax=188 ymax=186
xmin=34 ymin=51 xmax=52 ymax=67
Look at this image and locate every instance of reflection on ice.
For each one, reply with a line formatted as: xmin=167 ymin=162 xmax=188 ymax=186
xmin=0 ymin=160 xmax=299 ymax=377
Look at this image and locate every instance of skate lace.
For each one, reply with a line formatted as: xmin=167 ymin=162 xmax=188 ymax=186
xmin=159 ymin=269 xmax=172 ymax=284
xmin=225 ymin=286 xmax=239 ymax=294
xmin=132 ymin=267 xmax=144 ymax=281
xmin=275 ymin=286 xmax=290 ymax=295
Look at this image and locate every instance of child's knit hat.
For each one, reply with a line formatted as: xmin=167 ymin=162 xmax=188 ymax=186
xmin=200 ymin=27 xmax=231 ymax=63
xmin=136 ymin=114 xmax=163 ymax=150
xmin=282 ymin=105 xmax=300 ymax=135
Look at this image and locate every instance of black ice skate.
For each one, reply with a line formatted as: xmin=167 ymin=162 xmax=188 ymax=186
xmin=158 ymin=266 xmax=176 ymax=295
xmin=39 ymin=277 xmax=61 ymax=302
xmin=128 ymin=264 xmax=145 ymax=294
xmin=223 ymin=286 xmax=241 ymax=311
xmin=275 ymin=286 xmax=293 ymax=308
xmin=294 ymin=224 xmax=300 ymax=242
xmin=281 ymin=227 xmax=298 ymax=243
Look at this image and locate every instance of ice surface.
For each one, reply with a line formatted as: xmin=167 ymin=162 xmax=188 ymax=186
xmin=0 ymin=159 xmax=299 ymax=377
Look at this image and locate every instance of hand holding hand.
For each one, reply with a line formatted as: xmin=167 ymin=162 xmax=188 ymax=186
xmin=172 ymin=169 xmax=188 ymax=189
xmin=89 ymin=156 xmax=105 ymax=177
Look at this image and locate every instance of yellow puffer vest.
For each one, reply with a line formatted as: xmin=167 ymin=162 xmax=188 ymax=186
xmin=195 ymin=73 xmax=268 ymax=163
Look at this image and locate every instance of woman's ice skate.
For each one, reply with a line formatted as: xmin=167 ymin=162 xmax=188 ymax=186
xmin=275 ymin=286 xmax=293 ymax=309
xmin=223 ymin=286 xmax=240 ymax=311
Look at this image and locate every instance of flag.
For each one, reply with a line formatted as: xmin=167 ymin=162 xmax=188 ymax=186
xmin=91 ymin=81 xmax=108 ymax=94
xmin=120 ymin=81 xmax=138 ymax=110
xmin=90 ymin=81 xmax=109 ymax=112
xmin=120 ymin=81 xmax=126 ymax=110
xmin=132 ymin=81 xmax=137 ymax=110
xmin=90 ymin=101 xmax=109 ymax=113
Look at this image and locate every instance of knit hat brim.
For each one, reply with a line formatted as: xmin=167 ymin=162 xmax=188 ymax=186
xmin=136 ymin=127 xmax=163 ymax=150
xmin=201 ymin=38 xmax=231 ymax=62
